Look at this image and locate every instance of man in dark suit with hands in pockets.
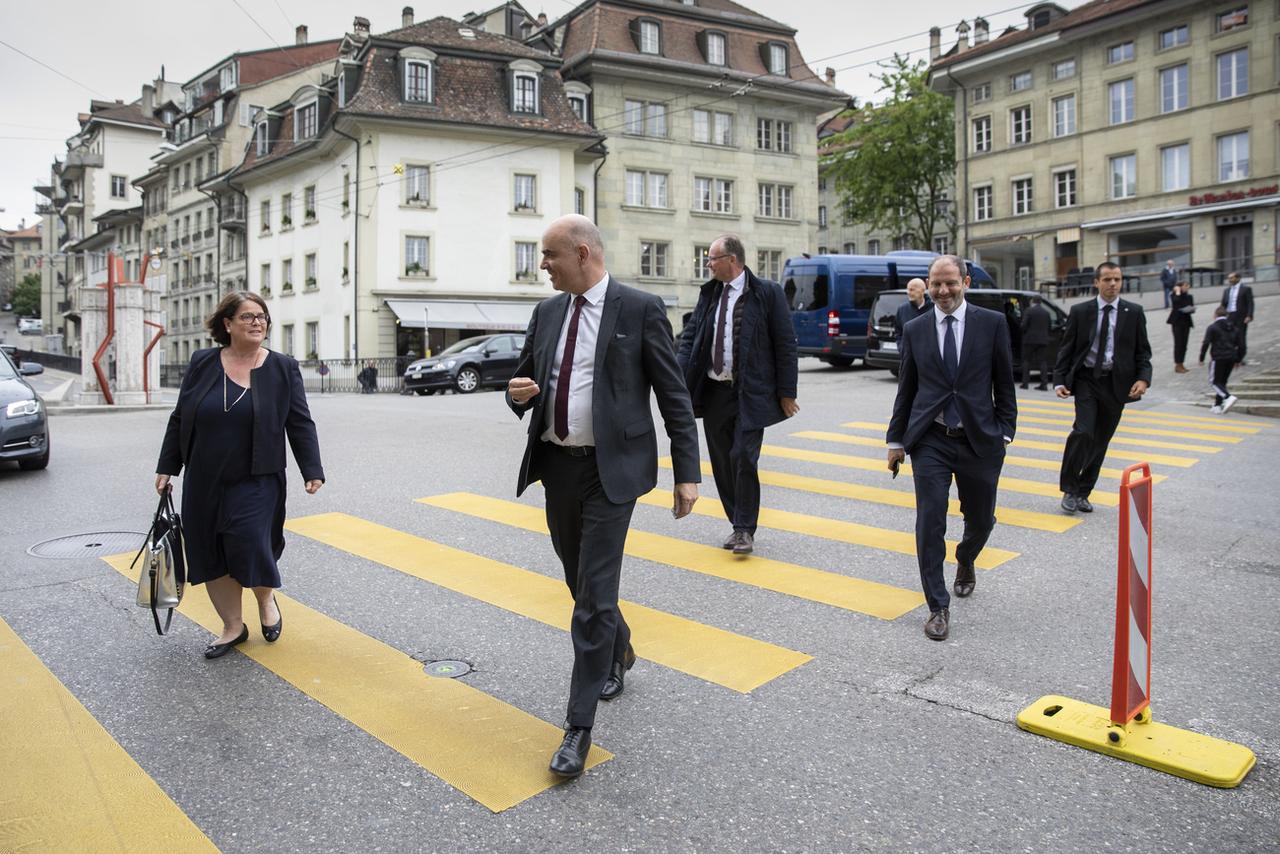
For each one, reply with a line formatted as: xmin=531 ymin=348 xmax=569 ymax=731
xmin=886 ymin=255 xmax=1018 ymax=641
xmin=507 ymin=214 xmax=701 ymax=779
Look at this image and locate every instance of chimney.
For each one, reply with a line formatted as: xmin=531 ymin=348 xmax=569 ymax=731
xmin=296 ymin=24 xmax=308 ymax=45
xmin=402 ymin=6 xmax=413 ymax=27
xmin=353 ymin=16 xmax=371 ymax=40
xmin=955 ymin=20 xmax=970 ymax=54
xmin=824 ymin=67 xmax=836 ymax=86
xmin=141 ymin=83 xmax=155 ymax=115
xmin=974 ymin=17 xmax=989 ymax=45
xmin=929 ymin=26 xmax=941 ymax=61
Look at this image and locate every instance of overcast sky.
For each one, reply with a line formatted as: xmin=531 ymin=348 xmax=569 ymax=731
xmin=0 ymin=0 xmax=1048 ymax=230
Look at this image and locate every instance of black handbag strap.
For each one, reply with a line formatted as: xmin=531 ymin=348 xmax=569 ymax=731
xmin=149 ymin=566 xmax=175 ymax=635
xmin=133 ymin=488 xmax=182 ymax=636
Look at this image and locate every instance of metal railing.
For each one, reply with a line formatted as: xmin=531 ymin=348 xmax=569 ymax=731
xmin=6 ymin=348 xmax=82 ymax=374
xmin=159 ymin=356 xmax=413 ymax=392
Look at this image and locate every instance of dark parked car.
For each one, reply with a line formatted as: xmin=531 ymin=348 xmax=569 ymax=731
xmin=0 ymin=347 xmax=49 ymax=470
xmin=864 ymin=288 xmax=1068 ymax=383
xmin=403 ymin=333 xmax=526 ymax=394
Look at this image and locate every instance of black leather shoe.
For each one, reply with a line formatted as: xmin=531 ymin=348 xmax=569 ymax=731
xmin=924 ymin=609 xmax=949 ymax=641
xmin=600 ymin=644 xmax=636 ymax=701
xmin=549 ymin=726 xmax=591 ymax=778
xmin=262 ymin=596 xmax=282 ymax=643
xmin=1076 ymin=496 xmax=1094 ymax=513
xmin=732 ymin=530 xmax=754 ymax=555
xmin=953 ymin=562 xmax=975 ymax=598
xmin=1035 ymin=385 xmax=1049 ymax=391
xmin=722 ymin=531 xmax=738 ymax=550
xmin=204 ymin=625 xmax=249 ymax=659
xmin=1060 ymin=493 xmax=1078 ymax=514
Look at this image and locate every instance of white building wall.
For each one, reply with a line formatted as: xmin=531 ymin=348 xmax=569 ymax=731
xmin=98 ymin=124 xmax=162 ymax=214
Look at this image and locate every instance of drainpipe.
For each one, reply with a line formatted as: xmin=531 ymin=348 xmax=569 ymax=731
xmin=332 ymin=122 xmax=360 ymax=360
xmin=591 ymin=142 xmax=607 ymax=224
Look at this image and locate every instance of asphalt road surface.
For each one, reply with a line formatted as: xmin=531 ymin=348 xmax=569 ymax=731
xmin=1 ymin=303 xmax=1277 ymax=852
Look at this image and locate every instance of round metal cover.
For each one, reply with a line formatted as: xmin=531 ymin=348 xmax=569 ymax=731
xmin=28 ymin=532 xmax=146 ymax=559
xmin=423 ymin=660 xmax=472 ymax=679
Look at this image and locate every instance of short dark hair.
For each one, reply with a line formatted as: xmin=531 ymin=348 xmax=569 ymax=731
xmin=1031 ymin=296 xmax=1042 ymax=305
xmin=715 ymin=234 xmax=746 ymax=265
xmin=208 ymin=291 xmax=270 ymax=346
xmin=1094 ymin=261 xmax=1122 ymax=279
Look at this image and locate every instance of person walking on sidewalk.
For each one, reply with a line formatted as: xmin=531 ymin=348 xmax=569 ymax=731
xmin=1160 ymin=260 xmax=1177 ymax=309
xmin=1200 ymin=306 xmax=1242 ymax=414
xmin=1220 ymin=272 xmax=1254 ymax=366
xmin=1168 ymin=280 xmax=1195 ymax=373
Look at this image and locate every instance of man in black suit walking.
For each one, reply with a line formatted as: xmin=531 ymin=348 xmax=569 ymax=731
xmin=886 ymin=255 xmax=1017 ymax=641
xmin=1020 ymin=296 xmax=1052 ymax=390
xmin=1220 ymin=271 xmax=1254 ymax=365
xmin=1054 ymin=262 xmax=1152 ymax=514
xmin=895 ymin=277 xmax=932 ymax=331
xmin=507 ymin=215 xmax=701 ymax=778
xmin=677 ymin=234 xmax=799 ymax=555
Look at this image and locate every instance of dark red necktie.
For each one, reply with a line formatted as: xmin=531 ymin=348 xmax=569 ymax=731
xmin=554 ymin=295 xmax=587 ymax=441
xmin=711 ymin=284 xmax=731 ymax=375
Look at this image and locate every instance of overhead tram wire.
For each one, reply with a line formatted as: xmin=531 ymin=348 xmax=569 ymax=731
xmin=0 ymin=38 xmax=109 ymax=98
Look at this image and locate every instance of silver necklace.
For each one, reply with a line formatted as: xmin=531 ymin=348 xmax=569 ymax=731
xmin=223 ymin=369 xmax=249 ymax=412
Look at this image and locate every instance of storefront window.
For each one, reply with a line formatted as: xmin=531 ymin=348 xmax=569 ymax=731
xmin=1108 ymin=223 xmax=1191 ymax=286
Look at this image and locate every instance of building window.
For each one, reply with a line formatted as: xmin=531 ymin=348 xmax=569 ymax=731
xmin=513 ymin=174 xmax=536 ymax=210
xmin=1052 ymin=58 xmax=1076 ymax=80
xmin=639 ymin=20 xmax=660 ymax=54
xmin=280 ymin=193 xmax=292 ymax=228
xmin=304 ymin=185 xmax=316 ymax=222
xmin=304 ymin=253 xmax=317 ymax=288
xmin=694 ymin=245 xmax=711 ymax=279
xmin=513 ymin=72 xmax=539 ymax=113
xmin=1215 ymin=5 xmax=1248 ymax=33
xmin=867 ymin=239 xmax=881 ymax=255
xmin=220 ymin=63 xmax=237 ymax=91
xmin=1052 ymin=94 xmax=1075 ymax=137
xmin=932 ymin=235 xmax=950 ymax=254
xmin=625 ymin=170 xmax=669 ymax=208
xmin=1161 ymin=143 xmax=1190 ymax=191
xmin=282 ymin=258 xmax=294 ymax=290
xmin=694 ymin=177 xmax=733 ymax=213
xmin=515 ymin=242 xmax=538 ymax=280
xmin=1109 ymin=79 xmax=1134 ymax=124
xmin=707 ymin=32 xmax=726 ymax=65
xmin=1217 ymin=49 xmax=1249 ymax=100
xmin=110 ymin=175 xmax=127 ymax=198
xmin=405 ymin=60 xmax=432 ymax=102
xmin=757 ymin=250 xmax=782 ymax=280
xmin=259 ymin=199 xmax=270 ymax=233
xmin=1012 ymin=178 xmax=1033 ymax=215
xmin=281 ymin=324 xmax=294 ymax=356
xmin=255 ymin=122 xmax=269 ymax=156
xmin=1107 ymin=42 xmax=1135 ymax=64
xmin=756 ymin=183 xmax=793 ymax=219
xmin=767 ymin=43 xmax=788 ymax=75
xmin=260 ymin=263 xmax=271 ymax=293
xmin=818 ymin=205 xmax=827 ymax=228
xmin=1110 ymin=154 xmax=1137 ymax=199
xmin=971 ymin=82 xmax=991 ymax=103
xmin=1218 ymin=131 xmax=1250 ymax=181
xmin=241 ymin=102 xmax=263 ymax=127
xmin=1010 ymin=105 xmax=1031 ymax=145
xmin=574 ymin=187 xmax=586 ymax=215
xmin=973 ymin=186 xmax=992 ymax=221
xmin=1054 ymin=169 xmax=1076 ymax=208
xmin=756 ymin=118 xmax=792 ymax=152
xmin=1158 ymin=24 xmax=1189 ymax=49
xmin=405 ymin=236 xmax=429 ymax=275
xmin=972 ymin=116 xmax=991 ymax=152
xmin=305 ymin=322 xmax=318 ymax=360
xmin=295 ymin=102 xmax=317 ymax=139
xmin=693 ymin=109 xmax=733 ymax=145
xmin=1009 ymin=70 xmax=1032 ymax=92
xmin=404 ymin=165 xmax=430 ymax=205
xmin=568 ymin=94 xmax=587 ymax=121
xmin=1160 ymin=64 xmax=1189 ymax=112
xmin=843 ymin=242 xmax=856 ymax=254
xmin=624 ymin=100 xmax=667 ymax=137
xmin=639 ymin=241 xmax=669 ymax=277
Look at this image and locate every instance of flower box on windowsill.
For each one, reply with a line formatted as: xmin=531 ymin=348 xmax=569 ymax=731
xmin=281 ymin=282 xmax=294 ymax=297
xmin=341 ymin=267 xmax=350 ymax=284
xmin=303 ymin=212 xmax=317 ymax=225
xmin=260 ymin=225 xmax=271 ymax=235
xmin=405 ymin=195 xmax=430 ymax=208
xmin=404 ymin=264 xmax=428 ymax=278
xmin=261 ymin=288 xmax=273 ymax=299
xmin=341 ymin=201 xmax=350 ymax=216
xmin=280 ymin=216 xmax=292 ymax=230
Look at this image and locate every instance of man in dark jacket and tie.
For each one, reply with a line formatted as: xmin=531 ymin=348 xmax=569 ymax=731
xmin=507 ymin=215 xmax=701 ymax=778
xmin=678 ymin=234 xmax=799 ymax=555
xmin=1020 ymin=296 xmax=1052 ymax=390
xmin=886 ymin=255 xmax=1017 ymax=641
xmin=1160 ymin=260 xmax=1178 ymax=309
xmin=1054 ymin=262 xmax=1152 ymax=513
xmin=1220 ymin=272 xmax=1254 ymax=365
xmin=895 ymin=277 xmax=932 ymax=331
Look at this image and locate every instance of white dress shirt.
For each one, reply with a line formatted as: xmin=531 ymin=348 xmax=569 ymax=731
xmin=541 ymin=273 xmax=609 ymax=447
xmin=1085 ymin=295 xmax=1119 ymax=370
xmin=706 ymin=270 xmax=746 ymax=382
xmin=1226 ymin=283 xmax=1240 ymax=313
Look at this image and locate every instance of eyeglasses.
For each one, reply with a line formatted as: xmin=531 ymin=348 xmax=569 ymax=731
xmin=707 ymin=254 xmax=732 ymax=263
xmin=237 ymin=313 xmax=268 ymax=325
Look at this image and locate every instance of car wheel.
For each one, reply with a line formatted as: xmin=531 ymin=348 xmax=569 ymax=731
xmin=828 ymin=357 xmax=855 ymax=368
xmin=413 ymin=389 xmax=429 ymax=396
xmin=19 ymin=451 xmax=49 ymax=471
xmin=889 ymin=366 xmax=900 ymax=378
xmin=455 ymin=366 xmax=480 ymax=393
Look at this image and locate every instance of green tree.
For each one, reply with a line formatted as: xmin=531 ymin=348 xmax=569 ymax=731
xmin=12 ymin=273 xmax=41 ymax=317
xmin=825 ymin=54 xmax=956 ymax=252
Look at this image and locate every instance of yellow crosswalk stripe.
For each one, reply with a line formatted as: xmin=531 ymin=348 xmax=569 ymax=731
xmin=418 ymin=492 xmax=921 ymax=619
xmin=632 ymin=490 xmax=1019 ymax=568
xmin=841 ymin=421 xmax=1221 ymax=453
xmin=1015 ymin=407 xmax=1261 ymax=436
xmin=1017 ymin=398 xmax=1272 ymax=428
xmin=293 ymin=511 xmax=811 ymax=690
xmin=101 ymin=552 xmax=609 ymax=813
xmin=660 ymin=459 xmax=1081 ymax=533
xmin=0 ymin=618 xmax=219 ymax=852
xmin=762 ymin=443 xmax=1122 ymax=507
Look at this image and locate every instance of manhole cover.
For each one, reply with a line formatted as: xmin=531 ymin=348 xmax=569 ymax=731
xmin=423 ymin=660 xmax=472 ymax=678
xmin=28 ymin=532 xmax=146 ymax=559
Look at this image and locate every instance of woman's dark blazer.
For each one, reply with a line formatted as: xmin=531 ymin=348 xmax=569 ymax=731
xmin=157 ymin=347 xmax=325 ymax=482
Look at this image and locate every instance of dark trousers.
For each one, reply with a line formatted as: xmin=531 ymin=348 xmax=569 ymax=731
xmin=540 ymin=446 xmax=635 ymax=729
xmin=1211 ymin=359 xmax=1234 ymax=405
xmin=910 ymin=426 xmax=1003 ymax=612
xmin=1021 ymin=342 xmax=1049 ymax=387
xmin=701 ymin=379 xmax=764 ymax=534
xmin=1059 ymin=372 xmax=1124 ymax=498
xmin=1171 ymin=324 xmax=1191 ymax=365
xmin=1229 ymin=314 xmax=1249 ymax=362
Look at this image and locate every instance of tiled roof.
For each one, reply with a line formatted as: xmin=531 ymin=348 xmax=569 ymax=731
xmin=931 ymin=0 xmax=1156 ymax=70
xmin=237 ymin=41 xmax=343 ymax=86
xmin=377 ymin=15 xmax=552 ymax=60
xmin=87 ymin=100 xmax=166 ymax=129
xmin=4 ymin=226 xmax=41 ymax=240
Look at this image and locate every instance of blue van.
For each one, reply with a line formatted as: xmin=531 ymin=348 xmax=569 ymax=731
xmin=784 ymin=251 xmax=994 ymax=366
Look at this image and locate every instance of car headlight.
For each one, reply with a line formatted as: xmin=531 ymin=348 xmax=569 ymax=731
xmin=443 ymin=360 xmax=456 ymax=369
xmin=6 ymin=399 xmax=40 ymax=418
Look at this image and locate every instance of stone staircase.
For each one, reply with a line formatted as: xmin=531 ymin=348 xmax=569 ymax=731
xmin=1234 ymin=369 xmax=1280 ymax=417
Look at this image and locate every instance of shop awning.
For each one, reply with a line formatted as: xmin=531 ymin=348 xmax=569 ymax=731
xmin=383 ymin=299 xmax=536 ymax=331
xmin=1081 ymin=195 xmax=1279 ymax=230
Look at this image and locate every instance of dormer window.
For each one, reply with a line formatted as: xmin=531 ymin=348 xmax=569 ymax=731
xmin=762 ymin=42 xmax=788 ymax=76
xmin=508 ymin=59 xmax=542 ymax=114
xmin=219 ymin=63 xmax=237 ymax=92
xmin=564 ymin=81 xmax=591 ymax=124
xmin=707 ymin=33 xmax=726 ymax=65
xmin=295 ymin=102 xmax=318 ymax=140
xmin=254 ymin=121 xmax=269 ymax=156
xmin=640 ymin=20 xmax=660 ymax=54
xmin=400 ymin=47 xmax=437 ymax=104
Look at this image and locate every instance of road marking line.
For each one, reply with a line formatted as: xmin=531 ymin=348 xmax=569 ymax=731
xmin=763 ymin=443 xmax=1122 ymax=507
xmin=659 ymin=459 xmax=1080 ymax=533
xmin=1017 ymin=399 xmax=1272 ymax=428
xmin=0 ymin=617 xmax=219 ymax=850
xmin=841 ymin=421 xmax=1221 ymax=453
xmin=101 ymin=552 xmax=609 ymax=813
xmin=1012 ymin=422 xmax=1229 ymax=449
xmin=294 ymin=511 xmax=811 ymax=691
xmin=1014 ymin=408 xmax=1260 ymax=436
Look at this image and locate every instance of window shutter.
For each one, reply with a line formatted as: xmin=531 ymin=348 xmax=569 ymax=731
xmin=758 ymin=42 xmax=772 ymax=70
xmin=628 ymin=18 xmax=642 ymax=51
xmin=696 ymin=30 xmax=709 ymax=62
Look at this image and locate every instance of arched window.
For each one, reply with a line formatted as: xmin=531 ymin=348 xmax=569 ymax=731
xmin=509 ymin=59 xmax=541 ymax=114
xmin=399 ymin=47 xmax=437 ymax=103
xmin=564 ymin=81 xmax=591 ymax=123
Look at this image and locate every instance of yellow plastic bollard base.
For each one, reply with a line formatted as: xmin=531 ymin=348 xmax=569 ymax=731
xmin=1017 ymin=695 xmax=1256 ymax=788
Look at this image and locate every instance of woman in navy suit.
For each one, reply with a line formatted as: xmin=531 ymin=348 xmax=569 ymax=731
xmin=155 ymin=291 xmax=324 ymax=659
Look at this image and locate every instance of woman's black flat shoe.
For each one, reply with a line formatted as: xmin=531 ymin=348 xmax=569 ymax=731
xmin=204 ymin=625 xmax=249 ymax=659
xmin=262 ymin=598 xmax=282 ymax=643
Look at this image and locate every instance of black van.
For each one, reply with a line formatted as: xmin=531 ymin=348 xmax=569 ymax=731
xmin=864 ymin=289 xmax=1069 ymax=381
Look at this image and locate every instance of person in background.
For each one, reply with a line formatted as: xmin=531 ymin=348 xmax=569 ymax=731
xmin=895 ymin=277 xmax=932 ymax=331
xmin=1168 ymin=281 xmax=1195 ymax=373
xmin=1020 ymin=296 xmax=1051 ymax=390
xmin=1220 ymin=272 xmax=1254 ymax=366
xmin=1200 ymin=306 xmax=1242 ymax=414
xmin=1160 ymin=260 xmax=1177 ymax=309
